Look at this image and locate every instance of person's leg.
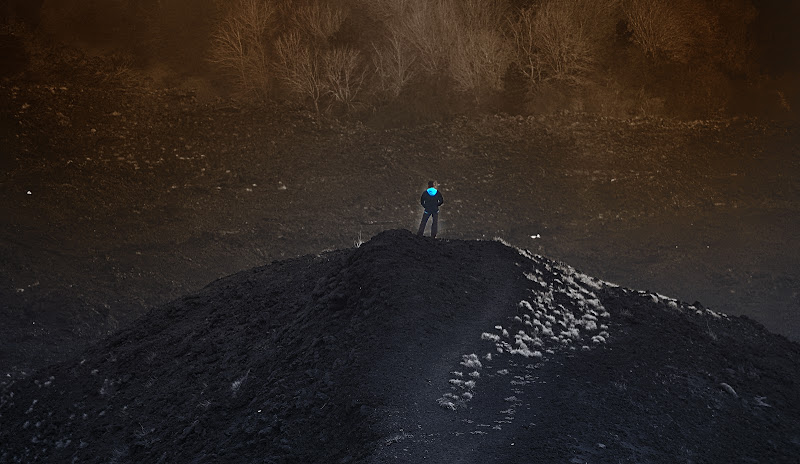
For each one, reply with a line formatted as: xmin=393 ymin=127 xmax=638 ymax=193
xmin=431 ymin=212 xmax=438 ymax=238
xmin=417 ymin=212 xmax=430 ymax=236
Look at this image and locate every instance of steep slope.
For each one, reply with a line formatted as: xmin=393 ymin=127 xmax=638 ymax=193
xmin=1 ymin=230 xmax=799 ymax=463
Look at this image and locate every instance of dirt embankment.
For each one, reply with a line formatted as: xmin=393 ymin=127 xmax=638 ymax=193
xmin=1 ymin=230 xmax=799 ymax=463
xmin=0 ymin=73 xmax=798 ymax=380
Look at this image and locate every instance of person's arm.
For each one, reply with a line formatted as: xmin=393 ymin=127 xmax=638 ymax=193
xmin=421 ymin=193 xmax=426 ymax=207
xmin=437 ymin=192 xmax=443 ymax=206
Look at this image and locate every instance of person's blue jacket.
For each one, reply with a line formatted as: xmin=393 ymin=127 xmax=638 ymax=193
xmin=420 ymin=187 xmax=444 ymax=213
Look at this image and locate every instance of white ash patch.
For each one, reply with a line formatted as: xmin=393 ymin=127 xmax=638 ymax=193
xmin=442 ymin=240 xmax=729 ymax=423
xmin=437 ymin=354 xmax=483 ymax=409
xmin=489 ymin=251 xmax=613 ymax=357
xmin=460 ymin=354 xmax=483 ymax=369
xmin=704 ymin=308 xmax=727 ymax=319
xmin=629 ymin=287 xmax=730 ymax=321
xmin=492 ymin=237 xmax=514 ymax=248
xmin=438 ymin=243 xmax=616 ymax=412
xmin=437 ymin=395 xmax=458 ymax=411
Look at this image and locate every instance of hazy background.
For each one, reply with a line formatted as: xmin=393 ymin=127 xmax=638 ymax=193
xmin=1 ymin=0 xmax=798 ymax=121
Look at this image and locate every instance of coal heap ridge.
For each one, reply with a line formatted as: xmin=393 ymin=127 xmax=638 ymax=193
xmin=2 ymin=229 xmax=800 ymax=464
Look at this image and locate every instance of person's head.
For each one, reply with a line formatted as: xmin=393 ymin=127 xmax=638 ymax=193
xmin=428 ymin=181 xmax=435 ymax=188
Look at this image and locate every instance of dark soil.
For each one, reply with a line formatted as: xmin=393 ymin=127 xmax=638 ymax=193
xmin=1 ymin=230 xmax=799 ymax=463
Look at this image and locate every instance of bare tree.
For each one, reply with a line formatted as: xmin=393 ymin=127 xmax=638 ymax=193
xmin=323 ymin=46 xmax=366 ymax=112
xmin=509 ymin=7 xmax=542 ymax=83
xmin=273 ymin=31 xmax=326 ymax=113
xmin=624 ymin=0 xmax=756 ymax=71
xmin=509 ymin=0 xmax=618 ymax=86
xmin=450 ymin=28 xmax=510 ymax=96
xmin=290 ymin=0 xmax=346 ymax=43
xmin=208 ymin=0 xmax=276 ymax=98
xmin=447 ymin=0 xmax=511 ymax=98
xmin=399 ymin=0 xmax=453 ymax=76
xmin=273 ymin=0 xmax=365 ymax=114
xmin=371 ymin=27 xmax=417 ymax=99
xmin=623 ymin=0 xmax=696 ymax=63
xmin=534 ymin=1 xmax=592 ymax=81
xmin=367 ymin=0 xmax=511 ymax=101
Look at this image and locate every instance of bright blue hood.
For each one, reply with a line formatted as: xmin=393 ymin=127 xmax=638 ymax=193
xmin=426 ymin=187 xmax=438 ymax=196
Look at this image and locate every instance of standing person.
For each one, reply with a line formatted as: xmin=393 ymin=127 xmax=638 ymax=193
xmin=417 ymin=181 xmax=444 ymax=238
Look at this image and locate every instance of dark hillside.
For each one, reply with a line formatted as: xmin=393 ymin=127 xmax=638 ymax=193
xmin=2 ymin=230 xmax=799 ymax=463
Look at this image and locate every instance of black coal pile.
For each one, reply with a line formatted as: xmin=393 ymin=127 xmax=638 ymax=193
xmin=2 ymin=229 xmax=799 ymax=463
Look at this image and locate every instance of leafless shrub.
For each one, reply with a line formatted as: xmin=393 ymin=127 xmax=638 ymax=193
xmin=368 ymin=0 xmax=511 ymax=101
xmin=289 ymin=0 xmax=346 ymax=42
xmin=622 ymin=0 xmax=758 ymax=116
xmin=397 ymin=0 xmax=453 ymax=76
xmin=208 ymin=0 xmax=277 ymax=99
xmin=447 ymin=0 xmax=511 ymax=98
xmin=363 ymin=0 xmax=437 ymax=100
xmin=323 ymin=46 xmax=366 ymax=112
xmin=273 ymin=31 xmax=325 ymax=113
xmin=273 ymin=0 xmax=353 ymax=114
xmin=509 ymin=7 xmax=540 ymax=83
xmin=371 ymin=27 xmax=416 ymax=99
xmin=623 ymin=0 xmax=697 ymax=63
xmin=625 ymin=0 xmax=756 ymax=73
xmin=510 ymin=0 xmax=619 ymax=86
xmin=94 ymin=53 xmax=143 ymax=88
xmin=353 ymin=230 xmax=365 ymax=248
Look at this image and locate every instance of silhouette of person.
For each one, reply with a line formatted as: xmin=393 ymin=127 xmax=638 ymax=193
xmin=417 ymin=181 xmax=444 ymax=238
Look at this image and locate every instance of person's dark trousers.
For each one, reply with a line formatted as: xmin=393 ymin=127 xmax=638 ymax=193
xmin=417 ymin=211 xmax=438 ymax=238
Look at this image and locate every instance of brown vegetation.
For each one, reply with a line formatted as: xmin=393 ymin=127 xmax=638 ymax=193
xmin=4 ymin=0 xmax=795 ymax=120
xmin=208 ymin=0 xmax=276 ymax=100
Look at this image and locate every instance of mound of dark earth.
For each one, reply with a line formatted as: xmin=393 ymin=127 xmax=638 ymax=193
xmin=1 ymin=229 xmax=799 ymax=463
